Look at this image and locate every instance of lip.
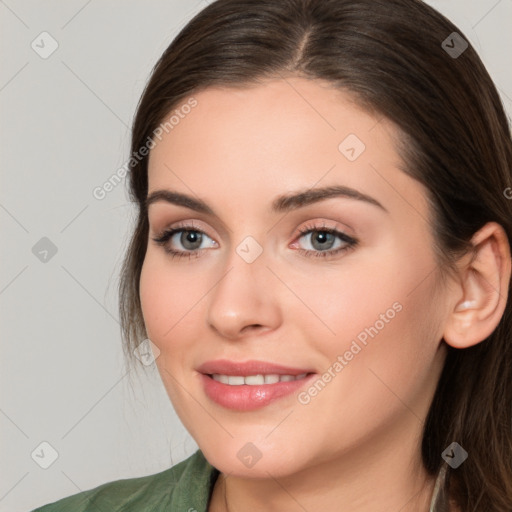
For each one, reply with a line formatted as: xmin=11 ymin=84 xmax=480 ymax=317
xmin=197 ymin=359 xmax=316 ymax=411
xmin=196 ymin=359 xmax=315 ymax=377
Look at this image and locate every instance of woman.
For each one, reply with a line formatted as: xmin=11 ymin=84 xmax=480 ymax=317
xmin=32 ymin=0 xmax=512 ymax=510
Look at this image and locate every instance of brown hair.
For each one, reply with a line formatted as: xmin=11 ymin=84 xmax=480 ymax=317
xmin=118 ymin=0 xmax=512 ymax=509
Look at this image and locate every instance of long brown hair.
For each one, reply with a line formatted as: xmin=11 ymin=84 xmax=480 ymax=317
xmin=118 ymin=0 xmax=512 ymax=509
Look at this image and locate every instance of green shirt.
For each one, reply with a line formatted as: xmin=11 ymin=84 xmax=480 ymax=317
xmin=31 ymin=450 xmax=450 ymax=511
xmin=31 ymin=450 xmax=220 ymax=512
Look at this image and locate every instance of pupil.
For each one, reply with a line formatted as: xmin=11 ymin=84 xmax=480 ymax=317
xmin=313 ymin=231 xmax=333 ymax=250
xmin=182 ymin=231 xmax=201 ymax=249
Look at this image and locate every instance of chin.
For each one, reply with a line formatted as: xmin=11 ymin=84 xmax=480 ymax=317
xmin=199 ymin=439 xmax=304 ymax=478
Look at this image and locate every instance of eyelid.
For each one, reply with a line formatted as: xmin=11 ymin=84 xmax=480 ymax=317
xmin=293 ymin=218 xmax=355 ymax=238
xmin=151 ymin=219 xmax=213 ymax=238
xmin=148 ymin=207 xmax=232 ymax=238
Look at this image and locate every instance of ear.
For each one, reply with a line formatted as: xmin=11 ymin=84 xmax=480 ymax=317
xmin=443 ymin=222 xmax=511 ymax=349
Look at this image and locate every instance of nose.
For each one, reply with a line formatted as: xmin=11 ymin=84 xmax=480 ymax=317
xmin=206 ymin=246 xmax=282 ymax=340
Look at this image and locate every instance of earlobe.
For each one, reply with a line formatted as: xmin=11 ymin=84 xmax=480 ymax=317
xmin=443 ymin=222 xmax=511 ymax=349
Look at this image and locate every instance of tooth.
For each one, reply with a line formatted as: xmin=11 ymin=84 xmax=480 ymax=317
xmin=227 ymin=375 xmax=245 ymax=385
xmin=212 ymin=373 xmax=307 ymax=385
xmin=245 ymin=374 xmax=265 ymax=385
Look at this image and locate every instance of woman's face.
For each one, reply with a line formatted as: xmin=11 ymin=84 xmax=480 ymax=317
xmin=140 ymin=77 xmax=452 ymax=477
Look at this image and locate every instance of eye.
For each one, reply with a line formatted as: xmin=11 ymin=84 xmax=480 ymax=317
xmin=293 ymin=222 xmax=358 ymax=259
xmin=152 ymin=222 xmax=217 ymax=259
xmin=151 ymin=221 xmax=358 ymax=261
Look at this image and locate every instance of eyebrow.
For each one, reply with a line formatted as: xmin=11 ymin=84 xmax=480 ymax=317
xmin=145 ymin=185 xmax=388 ymax=215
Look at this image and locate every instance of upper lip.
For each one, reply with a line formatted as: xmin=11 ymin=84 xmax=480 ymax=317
xmin=197 ymin=359 xmax=315 ymax=377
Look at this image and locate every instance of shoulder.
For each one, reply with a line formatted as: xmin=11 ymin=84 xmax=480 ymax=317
xmin=31 ymin=449 xmax=219 ymax=512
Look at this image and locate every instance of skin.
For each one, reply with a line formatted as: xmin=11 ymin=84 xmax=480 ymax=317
xmin=139 ymin=77 xmax=511 ymax=511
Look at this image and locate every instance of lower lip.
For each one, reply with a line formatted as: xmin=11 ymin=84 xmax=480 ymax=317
xmin=200 ymin=373 xmax=315 ymax=411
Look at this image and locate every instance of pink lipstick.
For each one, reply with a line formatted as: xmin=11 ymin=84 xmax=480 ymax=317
xmin=197 ymin=359 xmax=316 ymax=411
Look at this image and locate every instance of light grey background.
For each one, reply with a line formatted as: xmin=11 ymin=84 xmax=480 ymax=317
xmin=1 ymin=1 xmax=511 ymax=511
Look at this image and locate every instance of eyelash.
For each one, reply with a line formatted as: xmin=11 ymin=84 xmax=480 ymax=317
xmin=151 ymin=221 xmax=358 ymax=260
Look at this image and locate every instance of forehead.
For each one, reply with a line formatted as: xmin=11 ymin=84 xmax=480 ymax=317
xmin=146 ymin=77 xmax=428 ymax=222
xmin=149 ymin=78 xmax=389 ymax=168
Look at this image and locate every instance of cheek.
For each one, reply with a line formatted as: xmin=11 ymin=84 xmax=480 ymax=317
xmin=295 ymin=268 xmax=443 ymax=447
xmin=289 ymin=254 xmax=407 ymax=350
xmin=302 ymin=240 xmax=442 ymax=380
xmin=139 ymin=252 xmax=205 ymax=344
